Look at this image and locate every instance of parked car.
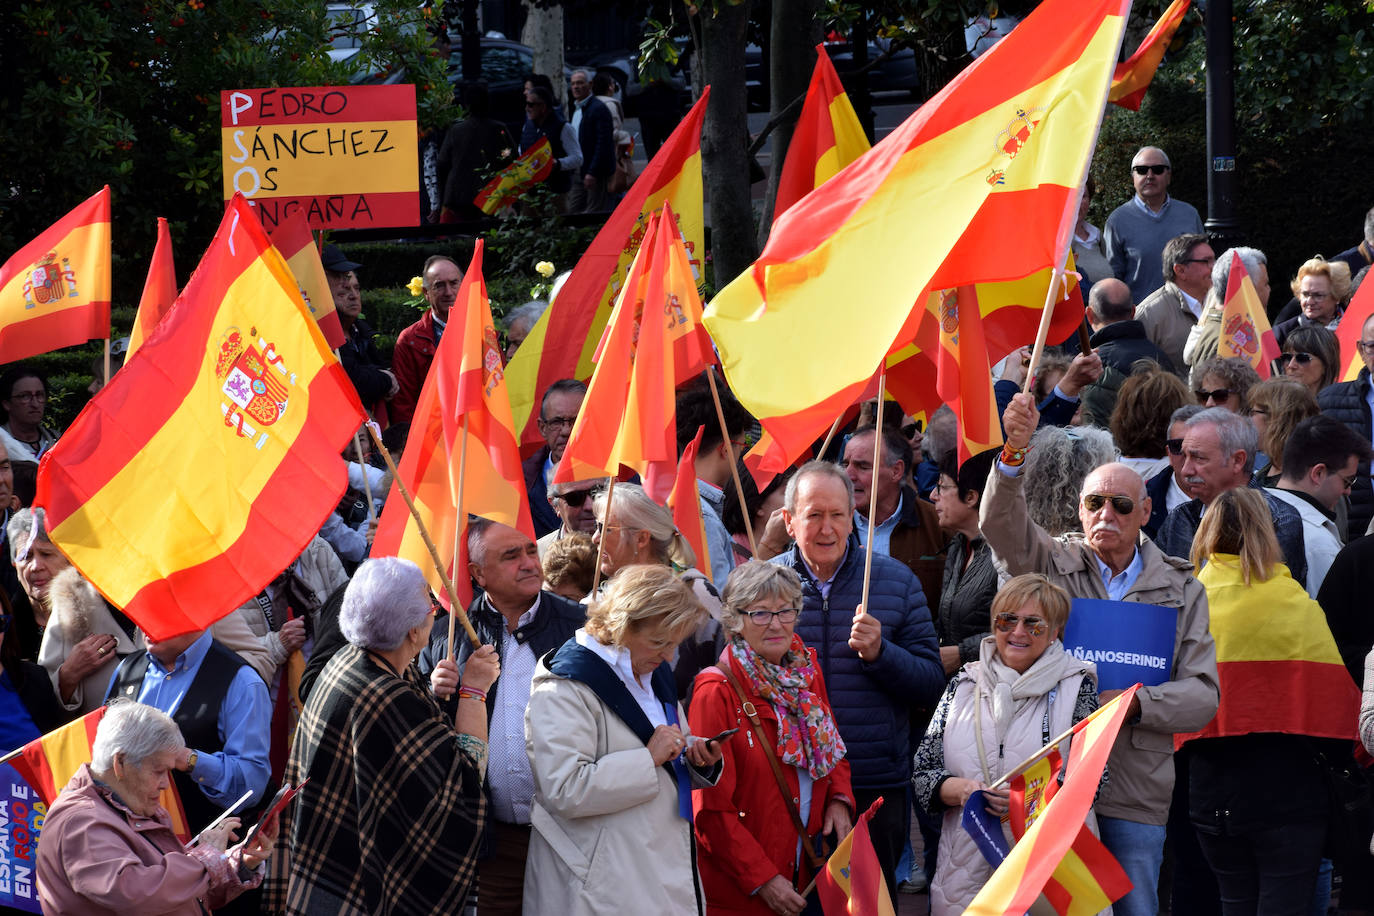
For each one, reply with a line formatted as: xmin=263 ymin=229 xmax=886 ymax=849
xmin=446 ymin=35 xmax=574 ymax=136
xmin=745 ymin=39 xmax=919 ymax=110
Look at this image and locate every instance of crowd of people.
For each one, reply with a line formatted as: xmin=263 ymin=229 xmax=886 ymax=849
xmin=5 ymin=146 xmax=1374 ymax=916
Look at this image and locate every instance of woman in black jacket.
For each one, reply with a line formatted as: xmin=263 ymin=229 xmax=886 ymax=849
xmin=929 ymin=448 xmax=1001 ymax=679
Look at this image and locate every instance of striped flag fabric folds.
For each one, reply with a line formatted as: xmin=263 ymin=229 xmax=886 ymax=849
xmin=0 ymin=186 xmax=111 ymax=363
xmin=817 ymin=797 xmax=895 ymax=916
xmin=474 ymin=137 xmax=554 ymax=215
xmin=669 ymin=425 xmax=712 ymax=573
xmin=1336 ymin=268 xmax=1374 ymax=383
xmin=1109 ymin=0 xmax=1192 ymax=111
xmin=268 ymin=209 xmax=345 ymax=349
xmin=126 ymin=216 xmax=178 ymax=360
xmin=35 ymin=194 xmax=366 ymax=641
xmin=1217 ymin=249 xmax=1278 ymax=378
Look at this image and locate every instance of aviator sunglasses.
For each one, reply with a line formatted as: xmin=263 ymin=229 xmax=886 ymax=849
xmin=1082 ymin=493 xmax=1135 ymax=514
xmin=993 ymin=613 xmax=1050 ymax=637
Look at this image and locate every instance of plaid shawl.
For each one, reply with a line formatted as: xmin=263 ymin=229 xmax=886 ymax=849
xmin=264 ymin=643 xmax=487 ymax=915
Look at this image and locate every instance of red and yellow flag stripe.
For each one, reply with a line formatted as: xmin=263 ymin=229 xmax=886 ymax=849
xmin=268 ymin=209 xmax=345 ymax=349
xmin=126 ymin=217 xmax=178 ymax=360
xmin=773 ymin=46 xmax=871 ymax=220
xmin=474 ymin=137 xmax=553 ymax=215
xmin=1109 ymin=0 xmax=1191 ymax=111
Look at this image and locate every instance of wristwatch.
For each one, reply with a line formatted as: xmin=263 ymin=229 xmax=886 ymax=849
xmin=185 ymin=750 xmax=198 ymax=772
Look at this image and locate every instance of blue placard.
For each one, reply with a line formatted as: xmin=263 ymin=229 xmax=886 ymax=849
xmin=1062 ymin=599 xmax=1177 ymax=691
xmin=961 ymin=790 xmax=1010 ymax=868
xmin=0 ymin=762 xmax=44 ymax=913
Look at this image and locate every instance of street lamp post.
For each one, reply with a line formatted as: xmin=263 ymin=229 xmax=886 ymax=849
xmin=1204 ymin=0 xmax=1242 ymax=248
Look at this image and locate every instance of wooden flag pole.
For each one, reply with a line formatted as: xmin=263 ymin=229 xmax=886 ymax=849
xmin=365 ymin=423 xmax=481 ymax=648
xmin=704 ymin=368 xmax=757 ymax=555
xmin=984 ymin=690 xmax=1128 ymax=791
xmin=353 ymin=430 xmax=376 ymax=525
xmin=817 ymin=413 xmax=846 ymax=462
xmin=859 ymin=369 xmax=886 ymax=617
xmin=589 ymin=477 xmax=616 ymax=599
xmin=103 ymin=338 xmax=112 ymax=387
xmin=1022 ymin=267 xmax=1067 ymax=395
xmin=447 ymin=416 xmax=471 ymax=659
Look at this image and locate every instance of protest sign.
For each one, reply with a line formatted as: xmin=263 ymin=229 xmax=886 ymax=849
xmin=220 ymin=85 xmax=419 ymax=231
xmin=1063 ymin=599 xmax=1176 ymax=691
xmin=0 ymin=763 xmax=44 ymax=913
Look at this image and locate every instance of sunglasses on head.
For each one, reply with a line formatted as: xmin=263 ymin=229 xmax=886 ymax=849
xmin=993 ymin=613 xmax=1050 ymax=637
xmin=1132 ymin=164 xmax=1170 ymax=176
xmin=1277 ymin=352 xmax=1318 ymax=368
xmin=1082 ymin=493 xmax=1135 ymax=514
xmin=1165 ymin=437 xmax=1184 ymax=456
xmin=1195 ymin=388 xmax=1232 ymax=404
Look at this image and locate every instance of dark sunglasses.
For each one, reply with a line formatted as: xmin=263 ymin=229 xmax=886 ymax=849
xmin=1131 ymin=164 xmax=1169 ymax=176
xmin=901 ymin=422 xmax=922 ymax=438
xmin=1165 ymin=437 xmax=1184 ymax=456
xmin=558 ymin=489 xmax=594 ymax=507
xmin=1082 ymin=493 xmax=1135 ymax=514
xmin=1277 ymin=352 xmax=1318 ymax=368
xmin=1195 ymin=387 xmax=1233 ymax=404
xmin=993 ymin=613 xmax=1050 ymax=637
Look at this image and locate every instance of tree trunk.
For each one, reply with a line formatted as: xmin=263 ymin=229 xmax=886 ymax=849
xmin=757 ymin=0 xmax=822 ymax=244
xmin=698 ymin=0 xmax=758 ymax=288
xmin=521 ymin=2 xmax=565 ymax=106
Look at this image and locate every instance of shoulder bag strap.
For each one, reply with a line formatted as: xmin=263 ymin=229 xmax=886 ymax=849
xmin=718 ymin=663 xmax=822 ymax=871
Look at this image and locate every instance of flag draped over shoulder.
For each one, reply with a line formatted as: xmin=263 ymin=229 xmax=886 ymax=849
xmin=553 ymin=205 xmax=716 ymax=503
xmin=0 ymin=186 xmax=111 ymax=363
xmin=1217 ymin=250 xmax=1278 ymax=377
xmin=36 ymin=194 xmax=366 ymax=641
xmin=966 ymin=685 xmax=1139 ymax=915
xmin=126 ymin=216 xmax=178 ymax=360
xmin=474 ymin=137 xmax=553 ymax=215
xmin=1337 ymin=272 xmax=1374 ymax=382
xmin=773 ymin=46 xmax=872 ymax=220
xmin=705 ymin=0 xmax=1128 ymax=465
xmin=372 ymin=240 xmax=532 ymax=606
xmin=669 ymin=426 xmax=711 ymax=571
xmin=505 ymin=90 xmax=710 ymax=450
xmin=817 ymin=797 xmax=895 ymax=916
xmin=268 ymin=209 xmax=345 ymax=349
xmin=1109 ymin=0 xmax=1191 ymax=111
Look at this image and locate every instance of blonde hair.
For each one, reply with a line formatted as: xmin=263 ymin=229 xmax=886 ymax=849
xmin=543 ymin=533 xmax=597 ymax=599
xmin=1291 ymin=256 xmax=1353 ymax=304
xmin=593 ymin=482 xmax=696 ymax=570
xmin=584 ymin=564 xmax=705 ymax=648
xmin=989 ymin=573 xmax=1071 ymax=635
xmin=1191 ymin=487 xmax=1281 ymax=584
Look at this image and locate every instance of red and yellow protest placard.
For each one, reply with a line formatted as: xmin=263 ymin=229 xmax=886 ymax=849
xmin=220 ymin=86 xmax=419 ymax=231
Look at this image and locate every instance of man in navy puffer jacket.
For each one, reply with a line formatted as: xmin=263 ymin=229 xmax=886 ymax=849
xmin=771 ymin=460 xmax=943 ymax=901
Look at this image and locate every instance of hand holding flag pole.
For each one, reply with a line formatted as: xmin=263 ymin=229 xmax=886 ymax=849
xmin=366 ymin=423 xmax=481 ymax=648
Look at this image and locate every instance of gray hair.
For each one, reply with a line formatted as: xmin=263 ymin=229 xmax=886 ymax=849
xmin=593 ymin=482 xmax=696 ymax=569
xmin=1169 ymin=403 xmax=1205 ymax=428
xmin=340 ymin=557 xmax=433 ymax=650
xmin=1134 ymin=146 xmax=1172 ymax=169
xmin=784 ymin=460 xmax=856 ymax=514
xmin=1365 ymin=205 xmax=1374 ymax=248
xmin=505 ymin=301 xmax=548 ymax=334
xmin=719 ymin=561 xmax=802 ymax=637
xmin=548 ymin=477 xmax=607 ymax=500
xmin=923 ymin=406 xmax=957 ymax=463
xmin=1210 ymin=246 xmax=1267 ymax=300
xmin=91 ymin=700 xmax=185 ymax=773
xmin=1185 ymin=406 xmax=1259 ymax=475
xmin=1023 ymin=426 xmax=1120 ymax=536
xmin=7 ymin=507 xmax=47 ymax=563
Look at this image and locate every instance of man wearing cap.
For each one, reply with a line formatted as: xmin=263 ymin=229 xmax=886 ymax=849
xmin=323 ymin=245 xmax=397 ymax=419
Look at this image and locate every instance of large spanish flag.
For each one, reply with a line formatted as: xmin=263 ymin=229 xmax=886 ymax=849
xmin=268 ymin=209 xmax=345 ymax=349
xmin=505 ymin=90 xmax=710 ymax=451
xmin=772 ymin=47 xmax=871 ymax=220
xmin=35 ymin=194 xmax=366 ymax=641
xmin=967 ymin=685 xmax=1140 ymax=914
xmin=704 ymin=0 xmax=1127 ymax=466
xmin=474 ymin=137 xmax=553 ymax=215
xmin=0 ymin=186 xmax=111 ymax=363
xmin=1337 ymin=270 xmax=1374 ymax=383
xmin=1109 ymin=0 xmax=1191 ymax=111
xmin=553 ymin=205 xmax=716 ymax=503
xmin=2 ymin=707 xmax=191 ymax=842
xmin=1217 ymin=249 xmax=1278 ymax=378
xmin=372 ymin=240 xmax=533 ymax=606
xmin=126 ymin=216 xmax=178 ymax=360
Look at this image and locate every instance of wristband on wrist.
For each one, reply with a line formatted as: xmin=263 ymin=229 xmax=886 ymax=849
xmin=457 ymin=686 xmax=487 ymax=703
xmin=1001 ymin=443 xmax=1031 ymax=467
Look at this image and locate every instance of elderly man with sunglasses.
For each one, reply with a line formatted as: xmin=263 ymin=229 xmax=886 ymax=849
xmin=1104 ymin=146 xmax=1205 ymax=305
xmin=980 ymin=391 xmax=1218 ymax=916
xmin=537 ymin=478 xmax=603 ymax=559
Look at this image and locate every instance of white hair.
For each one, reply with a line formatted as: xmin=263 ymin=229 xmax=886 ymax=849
xmin=7 ymin=507 xmax=46 ymax=563
xmin=340 ymin=557 xmax=433 ymax=650
xmin=91 ymin=700 xmax=184 ymax=773
xmin=784 ymin=460 xmax=855 ymax=514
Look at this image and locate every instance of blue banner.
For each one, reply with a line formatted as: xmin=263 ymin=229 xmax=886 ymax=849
xmin=0 ymin=762 xmax=44 ymax=913
xmin=961 ymin=790 xmax=1011 ymax=868
xmin=1063 ymin=599 xmax=1176 ymax=690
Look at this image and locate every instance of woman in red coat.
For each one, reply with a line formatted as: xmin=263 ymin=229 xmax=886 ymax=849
xmin=690 ymin=560 xmax=854 ymax=916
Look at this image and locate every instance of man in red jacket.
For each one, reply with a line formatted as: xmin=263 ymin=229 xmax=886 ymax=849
xmin=391 ymin=255 xmax=463 ymax=425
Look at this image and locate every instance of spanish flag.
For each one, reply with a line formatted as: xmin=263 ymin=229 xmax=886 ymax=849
xmin=669 ymin=426 xmax=712 ymax=571
xmin=1109 ymin=0 xmax=1191 ymax=111
xmin=772 ymin=46 xmax=871 ymax=220
xmin=553 ymin=205 xmax=716 ymax=502
xmin=35 ymin=194 xmax=366 ymax=641
xmin=2 ymin=707 xmax=191 ymax=842
xmin=932 ymin=286 xmax=1003 ymax=462
xmin=268 ymin=209 xmax=345 ymax=350
xmin=1217 ymin=249 xmax=1278 ymax=378
xmin=505 ymin=90 xmax=710 ymax=451
xmin=816 ymin=797 xmax=895 ymax=916
xmin=0 ymin=186 xmax=111 ymax=363
xmin=372 ymin=240 xmax=533 ymax=607
xmin=1337 ymin=269 xmax=1374 ymax=383
xmin=474 ymin=136 xmax=553 ymax=215
xmin=704 ymin=0 xmax=1128 ymax=468
xmin=126 ymin=216 xmax=178 ymax=360
xmin=967 ymin=686 xmax=1139 ymax=915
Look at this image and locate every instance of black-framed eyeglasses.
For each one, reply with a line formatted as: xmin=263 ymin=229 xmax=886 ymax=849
xmin=1195 ymin=387 xmax=1233 ymax=404
xmin=1182 ymin=256 xmax=1216 ymax=265
xmin=1082 ymin=493 xmax=1135 ymax=515
xmin=993 ymin=613 xmax=1050 ymax=637
xmin=1132 ymin=164 xmax=1169 ymax=176
xmin=743 ymin=607 xmax=800 ymax=627
xmin=1277 ymin=352 xmax=1318 ymax=368
xmin=1165 ymin=437 xmax=1184 ymax=456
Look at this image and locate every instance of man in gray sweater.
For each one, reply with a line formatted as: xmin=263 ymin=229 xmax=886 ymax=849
xmin=1104 ymin=146 xmax=1205 ymax=303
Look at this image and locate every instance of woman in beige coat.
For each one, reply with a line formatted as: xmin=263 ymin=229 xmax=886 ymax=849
xmin=524 ymin=565 xmax=725 ymax=915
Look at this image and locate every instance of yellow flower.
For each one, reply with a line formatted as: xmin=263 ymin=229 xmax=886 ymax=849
xmin=406 ymin=276 xmax=424 ymax=297
xmin=535 ymin=261 xmax=555 ymax=278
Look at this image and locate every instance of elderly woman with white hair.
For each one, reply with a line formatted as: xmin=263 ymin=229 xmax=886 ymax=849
xmin=689 ymin=560 xmax=854 ymax=916
xmin=267 ymin=556 xmax=499 ymax=914
xmin=36 ymin=700 xmax=276 ymax=915
xmin=524 ymin=564 xmax=725 ymax=915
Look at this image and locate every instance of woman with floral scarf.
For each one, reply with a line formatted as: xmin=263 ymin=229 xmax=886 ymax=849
xmin=689 ymin=561 xmax=854 ymax=916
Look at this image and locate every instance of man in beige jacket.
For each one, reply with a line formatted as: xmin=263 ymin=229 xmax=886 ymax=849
xmin=980 ymin=392 xmax=1219 ymax=916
